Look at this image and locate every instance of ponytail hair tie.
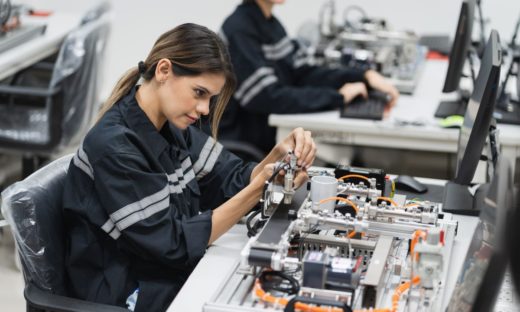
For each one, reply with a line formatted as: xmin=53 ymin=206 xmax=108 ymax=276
xmin=137 ymin=61 xmax=146 ymax=75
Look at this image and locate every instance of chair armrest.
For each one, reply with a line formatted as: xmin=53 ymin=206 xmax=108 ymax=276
xmin=0 ymin=85 xmax=61 ymax=97
xmin=220 ymin=139 xmax=265 ymax=163
xmin=25 ymin=283 xmax=129 ymax=312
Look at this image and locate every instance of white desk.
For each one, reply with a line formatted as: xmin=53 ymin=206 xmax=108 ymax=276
xmin=168 ymin=218 xmax=480 ymax=312
xmin=167 ymin=224 xmax=249 ymax=312
xmin=168 ymin=175 xmax=482 ymax=312
xmin=269 ymin=60 xmax=520 ymax=180
xmin=0 ymin=13 xmax=81 ymax=81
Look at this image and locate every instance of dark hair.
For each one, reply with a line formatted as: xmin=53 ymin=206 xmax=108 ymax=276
xmin=98 ymin=23 xmax=236 ymax=139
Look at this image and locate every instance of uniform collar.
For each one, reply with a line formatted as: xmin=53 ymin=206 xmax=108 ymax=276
xmin=120 ymin=86 xmax=174 ymax=158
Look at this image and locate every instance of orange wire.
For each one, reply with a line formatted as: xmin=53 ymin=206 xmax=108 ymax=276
xmin=337 ymin=174 xmax=370 ymax=182
xmin=410 ymin=230 xmax=427 ymax=262
xmin=391 ymin=276 xmax=421 ymax=312
xmin=377 ymin=196 xmax=398 ymax=207
xmin=254 ymin=280 xmax=391 ymax=312
xmin=319 ymin=196 xmax=359 ymax=213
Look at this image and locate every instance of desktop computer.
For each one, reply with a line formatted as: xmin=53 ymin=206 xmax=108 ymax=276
xmin=435 ymin=0 xmax=520 ymax=125
xmin=442 ymin=30 xmax=502 ymax=216
xmin=435 ymin=0 xmax=475 ymax=119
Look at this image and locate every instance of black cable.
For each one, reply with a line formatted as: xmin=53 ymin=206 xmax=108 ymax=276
xmin=246 ymin=209 xmax=262 ymax=238
xmin=258 ymin=270 xmax=300 ymax=295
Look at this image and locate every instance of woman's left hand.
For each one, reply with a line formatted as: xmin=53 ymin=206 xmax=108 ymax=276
xmin=277 ymin=127 xmax=316 ymax=169
xmin=252 ymin=128 xmax=316 ymax=188
xmin=364 ymin=69 xmax=400 ymax=108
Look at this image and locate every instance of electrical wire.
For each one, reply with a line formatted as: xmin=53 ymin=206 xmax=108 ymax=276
xmin=337 ymin=174 xmax=370 ymax=183
xmin=246 ymin=209 xmax=262 ymax=237
xmin=377 ymin=196 xmax=398 ymax=207
xmin=254 ymin=279 xmax=391 ymax=312
xmin=319 ymin=196 xmax=359 ymax=213
xmin=258 ymin=270 xmax=300 ymax=295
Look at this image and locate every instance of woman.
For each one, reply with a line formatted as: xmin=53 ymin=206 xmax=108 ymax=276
xmin=218 ymin=0 xmax=400 ymax=154
xmin=62 ymin=23 xmax=315 ymax=312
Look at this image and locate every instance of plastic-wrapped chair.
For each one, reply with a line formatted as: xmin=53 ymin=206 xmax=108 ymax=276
xmin=1 ymin=154 xmax=128 ymax=312
xmin=0 ymin=9 xmax=110 ymax=177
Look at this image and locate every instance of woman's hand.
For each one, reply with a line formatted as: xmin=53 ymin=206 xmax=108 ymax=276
xmin=364 ymin=69 xmax=400 ymax=108
xmin=338 ymin=82 xmax=368 ymax=104
xmin=251 ymin=128 xmax=316 ymax=189
xmin=275 ymin=127 xmax=316 ymax=169
xmin=273 ymin=127 xmax=316 ymax=188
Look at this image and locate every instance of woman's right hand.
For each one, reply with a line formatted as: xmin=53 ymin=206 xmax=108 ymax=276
xmin=338 ymin=82 xmax=368 ymax=104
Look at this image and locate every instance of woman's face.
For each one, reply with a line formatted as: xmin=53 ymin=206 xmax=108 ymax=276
xmin=157 ymin=63 xmax=225 ymax=130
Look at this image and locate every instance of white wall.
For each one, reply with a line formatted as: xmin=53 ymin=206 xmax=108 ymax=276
xmin=19 ymin=0 xmax=520 ymax=99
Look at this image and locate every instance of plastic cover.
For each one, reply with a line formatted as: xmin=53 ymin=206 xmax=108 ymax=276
xmin=0 ymin=3 xmax=111 ymax=153
xmin=52 ymin=9 xmax=111 ymax=150
xmin=1 ymin=154 xmax=72 ymax=293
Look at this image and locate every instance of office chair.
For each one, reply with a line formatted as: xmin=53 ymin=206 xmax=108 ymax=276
xmin=0 ymin=9 xmax=110 ymax=178
xmin=1 ymin=154 xmax=128 ymax=312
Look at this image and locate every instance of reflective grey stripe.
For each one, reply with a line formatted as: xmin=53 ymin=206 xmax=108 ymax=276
xmin=293 ymin=57 xmax=309 ymax=68
xmin=109 ymin=228 xmax=121 ymax=240
xmin=168 ymin=183 xmax=183 ymax=194
xmin=181 ymin=157 xmax=192 ymax=171
xmin=73 ymin=149 xmax=93 ymax=180
xmin=196 ymin=142 xmax=223 ymax=179
xmin=183 ymin=169 xmax=195 ymax=185
xmin=116 ymin=196 xmax=170 ymax=231
xmin=240 ymin=75 xmax=278 ymax=106
xmin=234 ymin=67 xmax=274 ymax=100
xmin=78 ymin=142 xmax=93 ymax=173
xmin=167 ymin=172 xmax=184 ymax=193
xmin=101 ymin=219 xmax=121 ymax=240
xmin=263 ymin=41 xmax=293 ymax=60
xmin=110 ymin=184 xmax=170 ymax=223
xmin=176 ymin=168 xmax=187 ymax=188
xmin=218 ymin=28 xmax=228 ymax=45
xmin=193 ymin=137 xmax=216 ymax=173
xmin=261 ymin=36 xmax=291 ymax=55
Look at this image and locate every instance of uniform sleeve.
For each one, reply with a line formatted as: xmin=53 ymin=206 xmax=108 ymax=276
xmin=92 ymin=151 xmax=211 ymax=268
xmin=187 ymin=128 xmax=256 ymax=210
xmin=226 ymin=28 xmax=345 ymax=114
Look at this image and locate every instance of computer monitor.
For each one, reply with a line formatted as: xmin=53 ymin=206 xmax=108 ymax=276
xmin=447 ymin=157 xmax=513 ymax=312
xmin=435 ymin=0 xmax=476 ymax=118
xmin=442 ymin=30 xmax=501 ymax=215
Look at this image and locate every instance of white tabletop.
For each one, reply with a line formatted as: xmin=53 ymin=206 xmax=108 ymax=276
xmin=269 ymin=60 xmax=520 ymax=174
xmin=0 ymin=12 xmax=81 ymax=81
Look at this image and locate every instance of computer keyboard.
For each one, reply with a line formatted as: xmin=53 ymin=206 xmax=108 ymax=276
xmin=340 ymin=90 xmax=390 ymax=120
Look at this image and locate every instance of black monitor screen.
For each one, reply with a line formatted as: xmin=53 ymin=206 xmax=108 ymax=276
xmin=443 ymin=0 xmax=475 ymax=93
xmin=447 ymin=157 xmax=513 ymax=312
xmin=454 ymin=30 xmax=501 ymax=185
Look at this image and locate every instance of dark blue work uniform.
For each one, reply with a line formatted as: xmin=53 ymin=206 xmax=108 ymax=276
xmin=218 ymin=1 xmax=367 ymax=153
xmin=62 ymin=86 xmax=255 ymax=312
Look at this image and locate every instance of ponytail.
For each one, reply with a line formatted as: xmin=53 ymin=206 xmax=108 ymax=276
xmin=97 ymin=67 xmax=140 ymax=121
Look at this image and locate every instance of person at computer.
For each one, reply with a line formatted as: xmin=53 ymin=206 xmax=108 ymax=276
xmin=217 ymin=0 xmax=400 ymax=154
xmin=61 ymin=23 xmax=316 ymax=312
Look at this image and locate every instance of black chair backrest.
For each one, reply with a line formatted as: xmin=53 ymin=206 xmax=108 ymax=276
xmin=1 ymin=154 xmax=73 ymax=295
xmin=51 ymin=14 xmax=111 ymax=150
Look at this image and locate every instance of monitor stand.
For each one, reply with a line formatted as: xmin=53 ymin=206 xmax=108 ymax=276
xmin=435 ymin=89 xmax=471 ymax=118
xmin=442 ymin=181 xmax=490 ymax=216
